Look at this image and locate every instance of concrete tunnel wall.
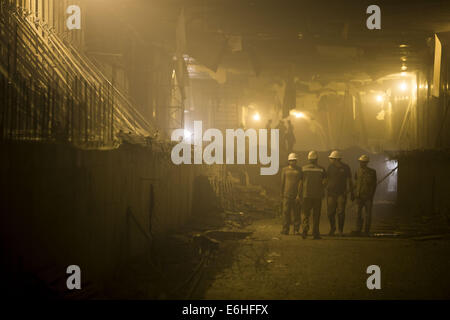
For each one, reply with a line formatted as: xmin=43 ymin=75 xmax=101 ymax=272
xmin=0 ymin=142 xmax=222 ymax=293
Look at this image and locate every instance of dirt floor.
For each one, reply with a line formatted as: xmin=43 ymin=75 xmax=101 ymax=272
xmin=107 ymin=186 xmax=450 ymax=300
xmin=192 ymin=210 xmax=450 ymax=300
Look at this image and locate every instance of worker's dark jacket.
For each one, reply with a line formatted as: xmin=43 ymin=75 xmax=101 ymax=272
xmin=300 ymin=163 xmax=327 ymax=199
xmin=327 ymin=162 xmax=352 ymax=196
xmin=355 ymin=167 xmax=377 ymax=200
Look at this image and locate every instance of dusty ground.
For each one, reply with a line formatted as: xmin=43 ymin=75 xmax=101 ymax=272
xmin=106 ymin=184 xmax=450 ymax=300
xmin=188 ymin=205 xmax=450 ymax=300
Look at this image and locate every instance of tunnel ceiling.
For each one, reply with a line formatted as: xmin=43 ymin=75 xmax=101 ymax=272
xmin=105 ymin=0 xmax=450 ymax=83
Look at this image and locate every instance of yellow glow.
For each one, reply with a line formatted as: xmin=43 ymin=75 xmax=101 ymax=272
xmin=253 ymin=112 xmax=261 ymax=121
xmin=376 ymin=95 xmax=384 ymax=102
xmin=290 ymin=110 xmax=306 ymax=118
xmin=399 ymin=82 xmax=408 ymax=91
xmin=290 ymin=110 xmax=308 ymax=119
xmin=401 ymin=65 xmax=407 ymax=71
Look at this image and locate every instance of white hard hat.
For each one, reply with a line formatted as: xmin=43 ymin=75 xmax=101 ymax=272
xmin=308 ymin=150 xmax=318 ymax=160
xmin=288 ymin=153 xmax=297 ymax=161
xmin=328 ymin=150 xmax=342 ymax=159
xmin=358 ymin=154 xmax=370 ymax=162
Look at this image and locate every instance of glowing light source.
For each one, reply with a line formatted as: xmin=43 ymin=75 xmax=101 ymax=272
xmin=290 ymin=110 xmax=308 ymax=119
xmin=401 ymin=65 xmax=407 ymax=71
xmin=399 ymin=82 xmax=408 ymax=91
xmin=294 ymin=111 xmax=306 ymax=118
xmin=376 ymin=95 xmax=384 ymax=102
xmin=253 ymin=112 xmax=261 ymax=121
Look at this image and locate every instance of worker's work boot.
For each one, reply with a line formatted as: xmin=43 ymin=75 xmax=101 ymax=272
xmin=328 ymin=226 xmax=336 ymax=236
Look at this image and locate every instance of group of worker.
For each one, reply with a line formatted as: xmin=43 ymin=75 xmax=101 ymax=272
xmin=280 ymin=150 xmax=377 ymax=239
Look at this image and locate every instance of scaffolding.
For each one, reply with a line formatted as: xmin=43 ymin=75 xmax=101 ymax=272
xmin=168 ymin=67 xmax=185 ymax=133
xmin=0 ymin=1 xmax=157 ymax=147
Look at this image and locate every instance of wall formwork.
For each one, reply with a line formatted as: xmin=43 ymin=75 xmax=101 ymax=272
xmin=0 ymin=141 xmax=221 ymax=296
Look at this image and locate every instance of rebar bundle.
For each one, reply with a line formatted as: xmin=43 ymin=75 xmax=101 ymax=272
xmin=0 ymin=1 xmax=157 ymax=147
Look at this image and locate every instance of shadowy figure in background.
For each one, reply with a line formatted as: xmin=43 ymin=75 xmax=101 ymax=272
xmin=286 ymin=120 xmax=296 ymax=154
xmin=265 ymin=119 xmax=273 ymax=151
xmin=275 ymin=120 xmax=287 ymax=162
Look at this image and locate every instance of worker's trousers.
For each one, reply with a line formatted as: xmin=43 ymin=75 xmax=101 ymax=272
xmin=282 ymin=197 xmax=301 ymax=234
xmin=302 ymin=197 xmax=322 ymax=237
xmin=356 ymin=198 xmax=373 ymax=233
xmin=327 ymin=194 xmax=347 ymax=233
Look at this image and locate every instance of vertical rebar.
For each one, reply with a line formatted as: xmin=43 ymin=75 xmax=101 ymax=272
xmin=101 ymin=85 xmax=106 ymax=144
xmin=70 ymin=74 xmax=74 ymax=142
xmin=83 ymin=78 xmax=87 ymax=143
xmin=0 ymin=77 xmax=5 ymax=141
xmin=13 ymin=14 xmax=17 ymax=74
xmin=17 ymin=74 xmax=23 ymax=139
xmin=108 ymin=86 xmax=114 ymax=143
xmin=75 ymin=77 xmax=79 ymax=142
xmin=26 ymin=76 xmax=31 ymax=139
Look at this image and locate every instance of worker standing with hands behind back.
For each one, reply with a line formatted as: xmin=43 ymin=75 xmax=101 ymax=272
xmin=326 ymin=150 xmax=354 ymax=237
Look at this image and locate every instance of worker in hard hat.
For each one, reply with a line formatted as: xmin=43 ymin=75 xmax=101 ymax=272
xmin=326 ymin=150 xmax=354 ymax=236
xmin=298 ymin=150 xmax=327 ymax=239
xmin=354 ymin=155 xmax=377 ymax=235
xmin=280 ymin=153 xmax=302 ymax=235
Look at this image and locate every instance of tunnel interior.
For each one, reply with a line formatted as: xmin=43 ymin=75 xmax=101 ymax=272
xmin=0 ymin=0 xmax=450 ymax=300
